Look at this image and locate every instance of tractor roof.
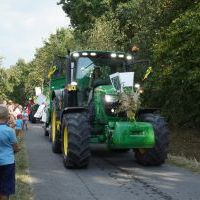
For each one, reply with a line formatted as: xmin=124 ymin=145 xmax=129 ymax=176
xmin=73 ymin=50 xmax=126 ymax=54
xmin=71 ymin=50 xmax=133 ymax=60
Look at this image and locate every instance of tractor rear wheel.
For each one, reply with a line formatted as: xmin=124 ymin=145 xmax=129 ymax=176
xmin=134 ymin=113 xmax=169 ymax=166
xmin=62 ymin=112 xmax=91 ymax=168
xmin=51 ymin=111 xmax=61 ymax=153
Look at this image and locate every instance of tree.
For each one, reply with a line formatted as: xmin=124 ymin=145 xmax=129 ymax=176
xmin=6 ymin=59 xmax=31 ymax=104
xmin=58 ymin=0 xmax=110 ymax=31
xmin=78 ymin=15 xmax=125 ymax=51
xmin=0 ymin=67 xmax=10 ymax=101
xmin=146 ymin=2 xmax=200 ymax=127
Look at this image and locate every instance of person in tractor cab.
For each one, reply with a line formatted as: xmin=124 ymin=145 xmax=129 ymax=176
xmin=91 ymin=66 xmax=110 ymax=88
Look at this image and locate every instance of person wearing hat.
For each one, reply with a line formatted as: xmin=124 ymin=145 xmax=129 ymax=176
xmin=0 ymin=106 xmax=20 ymax=200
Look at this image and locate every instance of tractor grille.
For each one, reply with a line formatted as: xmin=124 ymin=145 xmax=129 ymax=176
xmin=104 ymin=102 xmax=126 ymax=117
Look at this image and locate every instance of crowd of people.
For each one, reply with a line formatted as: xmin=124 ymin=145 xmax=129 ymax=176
xmin=0 ymin=99 xmax=33 ymax=200
xmin=1 ymin=100 xmax=29 ymax=134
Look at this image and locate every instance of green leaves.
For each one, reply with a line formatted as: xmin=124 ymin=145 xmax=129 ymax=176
xmin=0 ymin=67 xmax=10 ymax=101
xmin=150 ymin=2 xmax=200 ymax=127
xmin=58 ymin=0 xmax=110 ymax=31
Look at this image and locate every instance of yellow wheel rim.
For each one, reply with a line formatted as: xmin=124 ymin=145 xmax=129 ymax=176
xmin=63 ymin=127 xmax=68 ymax=156
xmin=51 ymin=111 xmax=56 ymax=142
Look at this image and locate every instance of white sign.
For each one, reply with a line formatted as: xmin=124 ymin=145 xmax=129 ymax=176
xmin=35 ymin=87 xmax=42 ymax=96
xmin=110 ymin=72 xmax=134 ymax=92
xmin=35 ymin=94 xmax=47 ymax=105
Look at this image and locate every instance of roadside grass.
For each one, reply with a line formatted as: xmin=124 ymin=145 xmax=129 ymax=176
xmin=167 ymin=154 xmax=200 ymax=174
xmin=168 ymin=128 xmax=200 ymax=174
xmin=10 ymin=138 xmax=33 ymax=200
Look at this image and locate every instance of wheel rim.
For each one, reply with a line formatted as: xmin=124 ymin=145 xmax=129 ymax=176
xmin=63 ymin=127 xmax=68 ymax=156
xmin=51 ymin=111 xmax=56 ymax=142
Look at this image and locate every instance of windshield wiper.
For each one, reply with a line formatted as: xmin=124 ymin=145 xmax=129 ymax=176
xmin=84 ymin=62 xmax=95 ymax=69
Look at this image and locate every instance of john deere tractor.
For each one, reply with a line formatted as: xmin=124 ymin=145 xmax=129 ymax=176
xmin=46 ymin=50 xmax=169 ymax=168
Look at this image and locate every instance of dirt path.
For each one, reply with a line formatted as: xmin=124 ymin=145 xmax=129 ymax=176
xmin=25 ymin=124 xmax=200 ymax=200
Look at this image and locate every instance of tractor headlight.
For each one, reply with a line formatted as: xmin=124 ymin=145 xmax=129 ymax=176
xmin=104 ymin=95 xmax=118 ymax=103
xmin=134 ymin=83 xmax=140 ymax=89
xmin=72 ymin=52 xmax=80 ymax=58
xmin=126 ymin=55 xmax=132 ymax=60
xmin=111 ymin=53 xmax=117 ymax=58
xmin=71 ymin=81 xmax=77 ymax=86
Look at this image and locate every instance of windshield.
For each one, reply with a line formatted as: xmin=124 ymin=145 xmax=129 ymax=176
xmin=76 ymin=57 xmax=126 ymax=81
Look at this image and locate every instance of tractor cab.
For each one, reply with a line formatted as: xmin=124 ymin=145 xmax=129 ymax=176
xmin=68 ymin=51 xmax=133 ymax=106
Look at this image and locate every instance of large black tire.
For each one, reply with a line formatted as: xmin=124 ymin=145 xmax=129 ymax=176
xmin=134 ymin=113 xmax=169 ymax=166
xmin=52 ymin=134 xmax=61 ymax=153
xmin=62 ymin=112 xmax=91 ymax=168
xmin=51 ymin=111 xmax=61 ymax=153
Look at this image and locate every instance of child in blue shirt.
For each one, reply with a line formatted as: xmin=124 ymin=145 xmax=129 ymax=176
xmin=15 ymin=115 xmax=23 ymax=138
xmin=0 ymin=106 xmax=20 ymax=200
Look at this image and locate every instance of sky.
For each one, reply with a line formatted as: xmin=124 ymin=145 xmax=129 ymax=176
xmin=0 ymin=0 xmax=70 ymax=68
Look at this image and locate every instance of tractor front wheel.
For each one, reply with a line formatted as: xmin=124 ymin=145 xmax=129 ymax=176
xmin=134 ymin=113 xmax=169 ymax=166
xmin=62 ymin=112 xmax=91 ymax=168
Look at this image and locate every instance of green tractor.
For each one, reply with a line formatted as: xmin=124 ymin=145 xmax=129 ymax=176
xmin=46 ymin=50 xmax=169 ymax=168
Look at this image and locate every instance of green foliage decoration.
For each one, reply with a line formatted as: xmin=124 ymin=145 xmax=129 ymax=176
xmin=117 ymin=88 xmax=141 ymax=121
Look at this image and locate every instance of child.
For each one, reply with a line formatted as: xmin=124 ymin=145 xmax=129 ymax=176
xmin=0 ymin=106 xmax=20 ymax=200
xmin=15 ymin=115 xmax=23 ymax=138
xmin=22 ymin=109 xmax=29 ymax=130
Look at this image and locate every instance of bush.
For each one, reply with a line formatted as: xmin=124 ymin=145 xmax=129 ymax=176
xmin=146 ymin=2 xmax=200 ymax=127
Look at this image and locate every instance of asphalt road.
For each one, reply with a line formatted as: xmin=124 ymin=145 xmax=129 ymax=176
xmin=25 ymin=124 xmax=200 ymax=200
